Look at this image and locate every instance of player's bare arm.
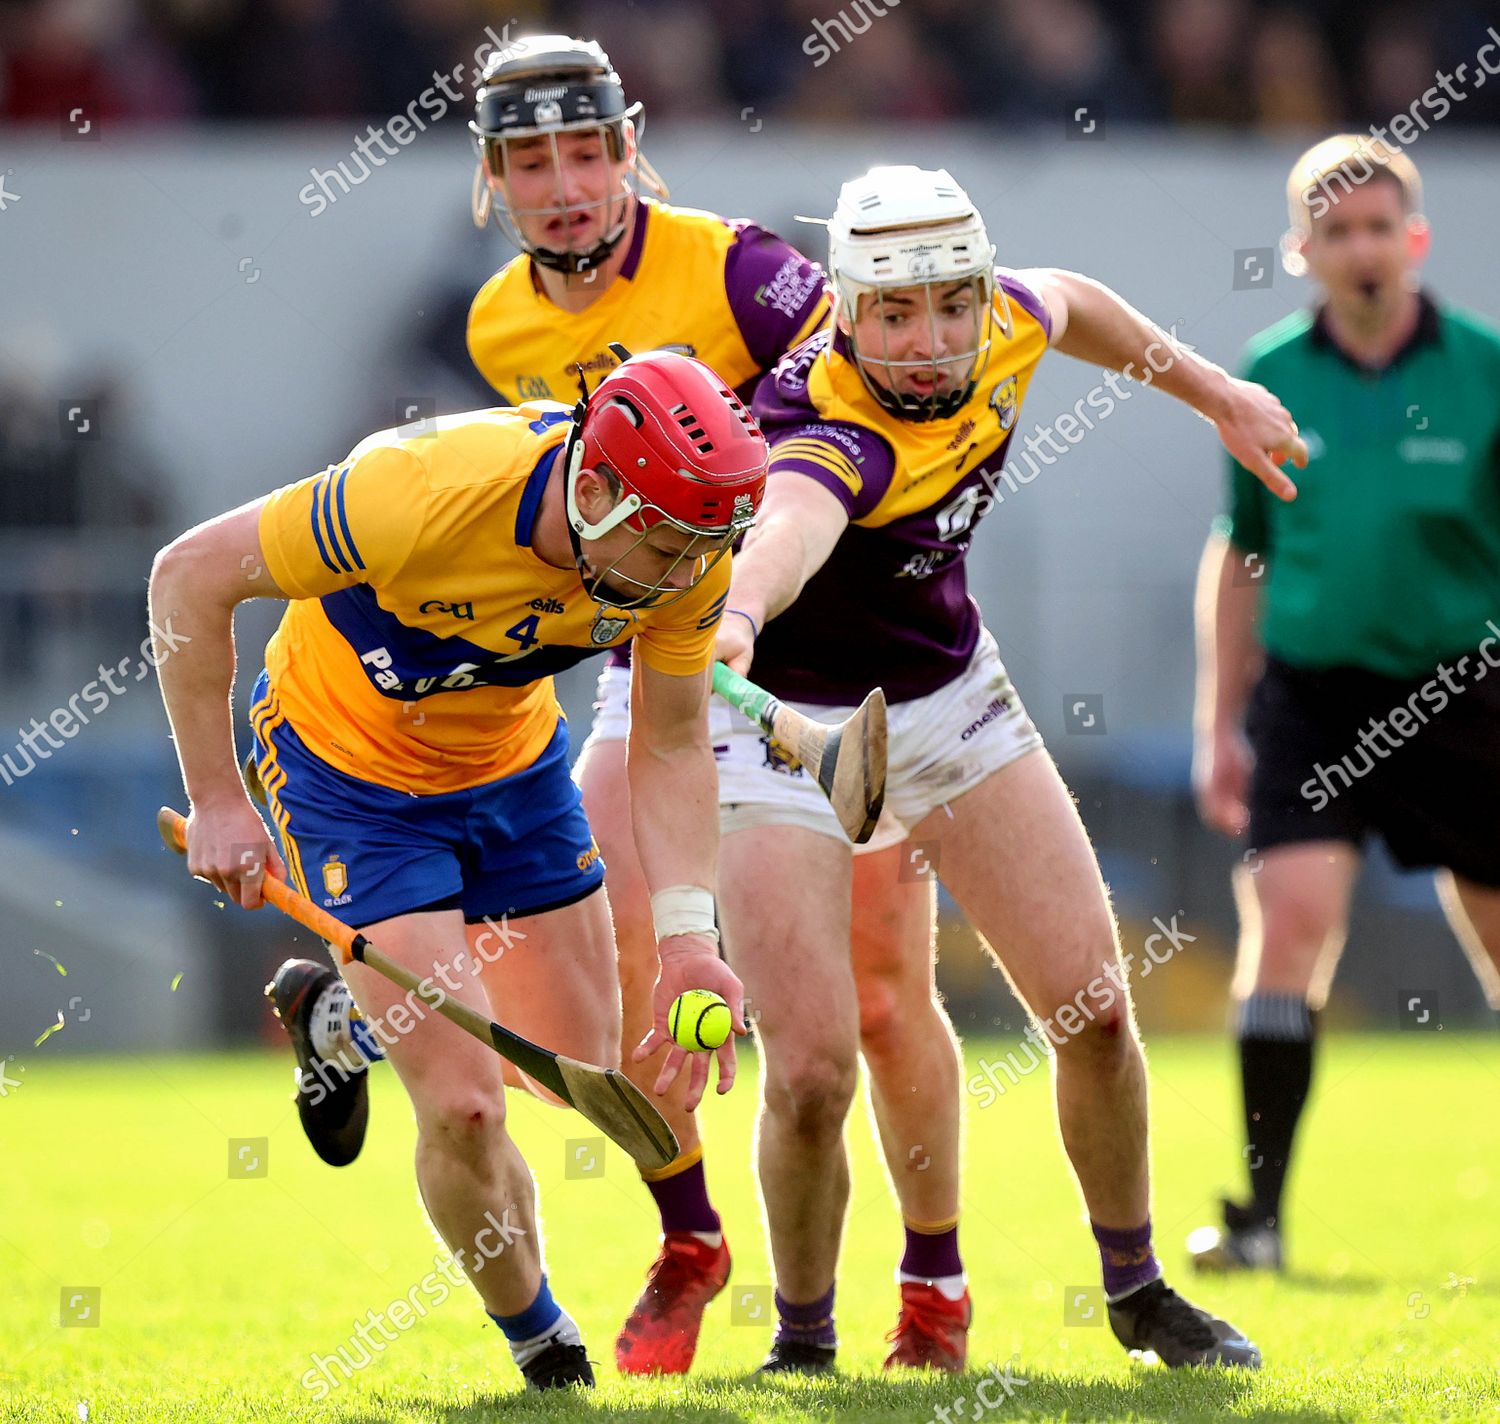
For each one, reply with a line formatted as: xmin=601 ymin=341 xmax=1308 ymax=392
xmin=1192 ymin=530 xmax=1265 ymax=837
xmin=1017 ymin=267 xmax=1308 ymax=499
xmin=148 ymin=501 xmax=288 ymax=908
xmin=627 ymin=655 xmax=747 ymax=1108
xmin=713 ymin=473 xmax=850 ymax=677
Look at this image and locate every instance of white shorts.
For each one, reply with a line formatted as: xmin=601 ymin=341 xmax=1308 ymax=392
xmin=580 ymin=662 xmax=634 ymax=751
xmin=581 ymin=631 xmax=1044 ymax=854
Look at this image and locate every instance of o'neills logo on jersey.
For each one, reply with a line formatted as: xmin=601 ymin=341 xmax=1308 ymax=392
xmin=945 ymin=418 xmax=977 ymax=451
xmin=990 ymin=375 xmax=1018 ymax=432
xmin=579 ymin=350 xmax=619 ymax=376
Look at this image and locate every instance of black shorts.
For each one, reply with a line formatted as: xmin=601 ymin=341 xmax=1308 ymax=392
xmin=1246 ymin=655 xmax=1500 ymax=887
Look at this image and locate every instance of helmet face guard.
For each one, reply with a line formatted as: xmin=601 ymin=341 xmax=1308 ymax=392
xmin=841 ymin=269 xmax=1003 ymax=422
xmin=824 ymin=166 xmax=1009 ymax=422
xmin=469 ymin=35 xmax=666 ymax=274
xmin=561 ymin=348 xmax=766 ymax=609
xmin=561 ymin=427 xmax=752 ymax=611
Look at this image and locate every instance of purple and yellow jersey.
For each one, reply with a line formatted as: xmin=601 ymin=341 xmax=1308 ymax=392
xmin=257 ymin=404 xmax=729 ymax=795
xmin=750 ymin=270 xmax=1052 ymax=706
xmin=468 ymin=197 xmax=830 ymax=408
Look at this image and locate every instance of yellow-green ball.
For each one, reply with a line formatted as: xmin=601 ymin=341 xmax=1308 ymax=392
xmin=668 ymin=989 xmax=733 ymax=1051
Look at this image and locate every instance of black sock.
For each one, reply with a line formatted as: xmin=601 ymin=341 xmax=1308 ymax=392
xmin=1236 ymin=992 xmax=1316 ymax=1229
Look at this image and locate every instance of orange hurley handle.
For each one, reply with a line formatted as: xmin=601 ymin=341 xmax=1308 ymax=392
xmin=155 ymin=807 xmax=360 ymax=963
xmin=157 ymin=807 xmax=681 ymax=1168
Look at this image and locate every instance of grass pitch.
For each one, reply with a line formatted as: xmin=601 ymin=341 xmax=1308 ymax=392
xmin=4 ymin=1035 xmax=1498 ymax=1422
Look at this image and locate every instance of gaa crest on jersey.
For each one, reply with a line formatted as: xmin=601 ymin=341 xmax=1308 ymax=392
xmin=989 ymin=375 xmax=1018 ymax=432
xmin=322 ymin=855 xmax=350 ymax=905
xmin=590 ymin=612 xmax=630 ymax=644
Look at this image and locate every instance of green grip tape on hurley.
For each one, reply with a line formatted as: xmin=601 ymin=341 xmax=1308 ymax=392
xmin=712 ymin=662 xmax=777 ymax=730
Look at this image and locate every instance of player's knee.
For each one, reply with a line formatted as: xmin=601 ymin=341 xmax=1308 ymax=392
xmin=765 ymin=1047 xmax=857 ymax=1137
xmin=417 ymin=1090 xmax=507 ymax=1154
xmin=856 ymin=975 xmax=903 ymax=1050
xmin=858 ymin=977 xmax=939 ymax=1059
xmin=1053 ymin=999 xmax=1136 ymax=1062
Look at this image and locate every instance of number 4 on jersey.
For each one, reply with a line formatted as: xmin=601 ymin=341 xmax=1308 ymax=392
xmin=505 ymin=613 xmax=541 ymax=650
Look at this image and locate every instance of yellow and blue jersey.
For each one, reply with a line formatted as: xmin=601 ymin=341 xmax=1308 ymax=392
xmin=749 ymin=270 xmax=1053 ymax=705
xmin=257 ymin=404 xmax=729 ymax=795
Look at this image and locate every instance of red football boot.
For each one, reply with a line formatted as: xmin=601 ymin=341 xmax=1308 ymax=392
xmin=883 ymin=1281 xmax=972 ymax=1372
xmin=615 ymin=1233 xmax=731 ymax=1375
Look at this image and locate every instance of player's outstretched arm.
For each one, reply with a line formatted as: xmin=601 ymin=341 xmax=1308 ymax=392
xmin=148 ymin=501 xmax=289 ymax=908
xmin=1192 ymin=529 xmax=1264 ymax=838
xmin=627 ymin=657 xmax=746 ymax=1111
xmin=712 ymin=471 xmax=850 ymax=676
xmin=1015 ymin=267 xmax=1307 ymax=501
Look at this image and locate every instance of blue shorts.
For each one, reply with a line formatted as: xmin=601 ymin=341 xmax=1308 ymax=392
xmin=249 ymin=674 xmax=605 ymax=928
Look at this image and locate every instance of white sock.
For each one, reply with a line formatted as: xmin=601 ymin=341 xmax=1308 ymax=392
xmin=509 ymin=1308 xmax=582 ymax=1368
xmin=898 ymin=1269 xmax=968 ymax=1301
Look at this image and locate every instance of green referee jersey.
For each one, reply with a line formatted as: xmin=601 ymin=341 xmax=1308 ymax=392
xmin=1222 ymin=291 xmax=1500 ymax=678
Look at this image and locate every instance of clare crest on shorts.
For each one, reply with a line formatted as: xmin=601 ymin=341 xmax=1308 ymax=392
xmin=322 ymin=855 xmax=349 ymax=902
xmin=990 ymin=375 xmax=1018 ymax=432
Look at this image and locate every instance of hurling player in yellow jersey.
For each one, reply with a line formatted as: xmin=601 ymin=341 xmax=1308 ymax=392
xmin=713 ymin=167 xmax=1307 ymax=1374
xmin=148 ymin=352 xmax=766 ymax=1391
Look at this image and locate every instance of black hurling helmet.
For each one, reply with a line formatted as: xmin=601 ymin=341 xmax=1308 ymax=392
xmin=469 ymin=34 xmax=667 ymax=274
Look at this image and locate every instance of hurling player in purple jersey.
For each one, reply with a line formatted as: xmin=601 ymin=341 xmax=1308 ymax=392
xmin=711 ymin=167 xmax=1307 ymax=1375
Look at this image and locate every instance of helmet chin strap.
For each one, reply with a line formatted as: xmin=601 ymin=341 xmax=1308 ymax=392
xmin=531 ymin=229 xmax=627 ymax=275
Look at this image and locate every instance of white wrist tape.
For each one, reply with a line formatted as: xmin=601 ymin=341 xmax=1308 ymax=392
xmin=651 ymin=885 xmax=719 ymax=943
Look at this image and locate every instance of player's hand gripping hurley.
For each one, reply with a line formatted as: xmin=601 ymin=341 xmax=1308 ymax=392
xmin=156 ymin=806 xmax=679 ymax=1170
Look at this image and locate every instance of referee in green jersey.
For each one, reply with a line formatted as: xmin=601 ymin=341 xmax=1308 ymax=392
xmin=1189 ymin=135 xmax=1500 ymax=1271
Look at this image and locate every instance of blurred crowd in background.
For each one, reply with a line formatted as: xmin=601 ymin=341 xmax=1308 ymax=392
xmin=3 ymin=0 xmax=1500 ymax=132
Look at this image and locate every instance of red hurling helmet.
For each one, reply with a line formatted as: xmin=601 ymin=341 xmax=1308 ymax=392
xmin=563 ymin=347 xmax=768 ymax=605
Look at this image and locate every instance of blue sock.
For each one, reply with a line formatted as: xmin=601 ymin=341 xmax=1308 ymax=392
xmin=488 ymin=1276 xmax=578 ymax=1368
xmin=488 ymin=1275 xmax=561 ymax=1341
